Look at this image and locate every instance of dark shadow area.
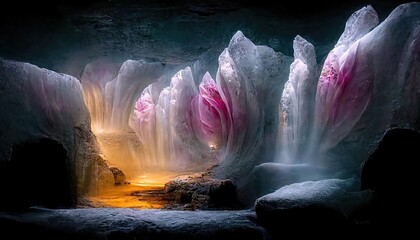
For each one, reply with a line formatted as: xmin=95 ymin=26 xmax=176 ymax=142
xmin=0 ymin=139 xmax=73 ymax=210
xmin=0 ymin=0 xmax=410 ymax=79
xmin=361 ymin=128 xmax=420 ymax=230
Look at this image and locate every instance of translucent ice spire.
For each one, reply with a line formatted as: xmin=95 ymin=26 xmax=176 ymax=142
xmin=279 ymin=35 xmax=318 ymax=163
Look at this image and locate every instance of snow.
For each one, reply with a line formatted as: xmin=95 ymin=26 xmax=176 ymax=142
xmin=0 ymin=59 xmax=114 ymax=197
xmin=255 ymin=178 xmax=373 ymax=220
xmin=238 ymin=163 xmax=326 ymax=206
xmin=0 ymin=208 xmax=266 ymax=239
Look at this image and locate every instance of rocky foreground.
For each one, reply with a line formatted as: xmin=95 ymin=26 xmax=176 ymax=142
xmin=0 ymin=208 xmax=266 ymax=240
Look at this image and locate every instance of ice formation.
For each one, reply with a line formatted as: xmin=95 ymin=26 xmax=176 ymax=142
xmin=278 ymin=35 xmax=318 ymax=163
xmin=81 ymin=59 xmax=165 ymax=132
xmin=1 ymin=2 xmax=415 ymax=201
xmin=191 ymin=72 xmax=229 ymax=150
xmin=312 ymin=5 xmax=378 ymax=154
xmin=276 ymin=3 xmax=420 ymax=176
xmin=90 ymin=3 xmax=420 ymax=184
xmin=81 ymin=59 xmax=169 ymax=174
xmin=325 ymin=3 xmax=420 ymax=173
xmin=0 ymin=59 xmax=114 ymax=197
xmin=128 ymin=31 xmax=292 ymax=177
xmin=129 ymin=67 xmax=214 ymax=171
xmin=80 ymin=58 xmax=122 ymax=133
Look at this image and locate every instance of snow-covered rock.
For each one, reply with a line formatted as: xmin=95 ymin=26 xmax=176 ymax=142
xmin=239 ymin=163 xmax=326 ymax=206
xmin=0 ymin=208 xmax=266 ymax=239
xmin=0 ymin=59 xmax=114 ymax=204
xmin=255 ymin=178 xmax=372 ymax=225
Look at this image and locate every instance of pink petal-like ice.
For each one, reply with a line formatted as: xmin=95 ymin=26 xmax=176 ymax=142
xmin=314 ymin=42 xmax=373 ymax=150
xmin=191 ymin=72 xmax=230 ymax=148
xmin=131 ymin=86 xmax=156 ymax=142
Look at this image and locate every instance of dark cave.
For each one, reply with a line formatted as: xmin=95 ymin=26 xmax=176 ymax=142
xmin=0 ymin=139 xmax=73 ymax=210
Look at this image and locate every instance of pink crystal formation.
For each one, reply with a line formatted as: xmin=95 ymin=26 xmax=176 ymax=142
xmin=132 ymin=86 xmax=156 ymax=143
xmin=191 ymin=72 xmax=230 ymax=149
xmin=314 ymin=42 xmax=373 ymax=150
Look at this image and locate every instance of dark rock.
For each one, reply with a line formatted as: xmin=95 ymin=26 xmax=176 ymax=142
xmin=191 ymin=193 xmax=210 ymax=209
xmin=361 ymin=128 xmax=420 ymax=226
xmin=164 ymin=173 xmax=242 ymax=210
xmin=109 ymin=167 xmax=126 ymax=185
xmin=0 ymin=139 xmax=73 ymax=210
xmin=209 ymin=180 xmax=237 ymax=208
xmin=78 ymin=153 xmax=115 ymax=197
xmin=255 ymin=178 xmax=373 ymax=228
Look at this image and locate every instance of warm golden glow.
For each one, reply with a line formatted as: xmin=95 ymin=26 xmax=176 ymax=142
xmin=95 ymin=131 xmax=144 ymax=177
xmin=130 ymin=171 xmax=188 ymax=187
xmin=89 ymin=184 xmax=165 ymax=209
xmin=88 ymin=172 xmax=190 ymax=209
xmin=83 ymin=77 xmax=210 ymax=209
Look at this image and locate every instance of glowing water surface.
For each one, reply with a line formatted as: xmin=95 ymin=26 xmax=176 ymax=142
xmin=88 ymin=171 xmax=192 ymax=209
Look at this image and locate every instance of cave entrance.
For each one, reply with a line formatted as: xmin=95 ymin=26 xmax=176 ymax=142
xmin=0 ymin=139 xmax=72 ymax=210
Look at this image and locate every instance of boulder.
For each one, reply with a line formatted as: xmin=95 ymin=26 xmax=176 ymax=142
xmin=164 ymin=173 xmax=241 ymax=210
xmin=238 ymin=163 xmax=326 ymax=206
xmin=255 ymin=178 xmax=373 ymax=227
xmin=109 ymin=167 xmax=126 ymax=185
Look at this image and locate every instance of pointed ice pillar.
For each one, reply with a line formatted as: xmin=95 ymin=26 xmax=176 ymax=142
xmin=214 ymin=31 xmax=292 ymax=183
xmin=279 ymin=35 xmax=318 ymax=163
xmin=335 ymin=5 xmax=379 ymax=49
xmin=313 ymin=5 xmax=379 ymax=154
xmin=325 ymin=2 xmax=420 ymax=175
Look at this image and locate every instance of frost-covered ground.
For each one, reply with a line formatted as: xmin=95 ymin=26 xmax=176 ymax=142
xmin=0 ymin=208 xmax=266 ymax=239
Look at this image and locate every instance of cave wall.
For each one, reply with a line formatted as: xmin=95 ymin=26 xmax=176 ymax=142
xmin=0 ymin=58 xmax=114 ymax=208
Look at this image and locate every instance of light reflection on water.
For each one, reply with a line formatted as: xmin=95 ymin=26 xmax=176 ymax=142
xmin=88 ymin=171 xmax=191 ymax=209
